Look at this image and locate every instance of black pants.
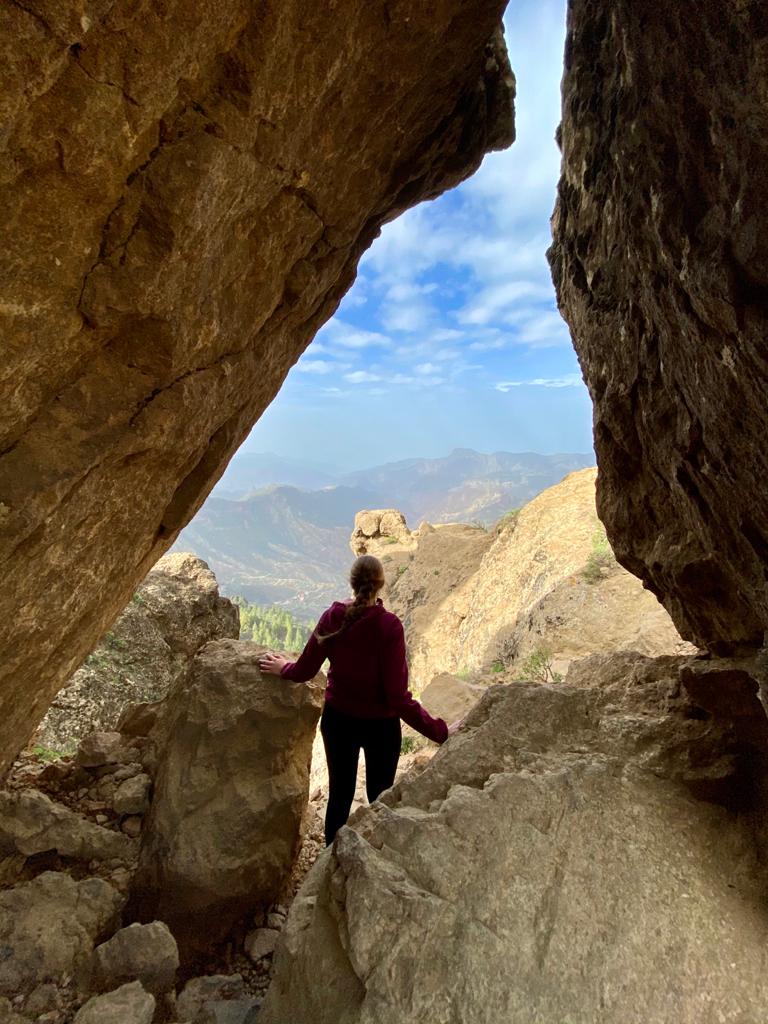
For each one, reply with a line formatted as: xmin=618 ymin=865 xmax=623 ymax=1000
xmin=320 ymin=703 xmax=401 ymax=846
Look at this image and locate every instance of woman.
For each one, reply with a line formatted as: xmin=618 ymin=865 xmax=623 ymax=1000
xmin=259 ymin=554 xmax=461 ymax=845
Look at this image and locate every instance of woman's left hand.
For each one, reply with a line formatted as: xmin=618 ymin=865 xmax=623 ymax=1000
xmin=258 ymin=652 xmax=290 ymax=676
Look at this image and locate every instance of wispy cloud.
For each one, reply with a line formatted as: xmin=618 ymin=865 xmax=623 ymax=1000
xmin=495 ymin=374 xmax=583 ymax=392
xmin=296 ymin=359 xmax=335 ymax=375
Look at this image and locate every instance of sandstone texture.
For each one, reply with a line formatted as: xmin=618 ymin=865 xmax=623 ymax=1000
xmin=37 ymin=553 xmax=239 ymax=751
xmin=89 ymin=921 xmax=179 ymax=996
xmin=0 ymin=788 xmax=134 ymax=864
xmin=130 ymin=639 xmax=324 ymax=959
xmin=0 ymin=1 xmax=514 ymax=776
xmin=549 ymin=1 xmax=768 ymax=652
xmin=261 ymin=657 xmax=768 ymax=1023
xmin=360 ymin=469 xmax=691 ymax=691
xmin=73 ymin=982 xmax=155 ymax=1024
xmin=0 ymin=872 xmax=123 ymax=997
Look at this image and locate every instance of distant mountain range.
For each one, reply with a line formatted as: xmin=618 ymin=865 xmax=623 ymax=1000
xmin=175 ymin=448 xmax=595 ymax=618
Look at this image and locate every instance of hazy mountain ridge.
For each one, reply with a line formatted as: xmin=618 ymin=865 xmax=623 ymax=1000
xmin=178 ymin=449 xmax=596 ymax=617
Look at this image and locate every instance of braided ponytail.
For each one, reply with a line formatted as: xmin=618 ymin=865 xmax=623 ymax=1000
xmin=316 ymin=555 xmax=385 ymax=642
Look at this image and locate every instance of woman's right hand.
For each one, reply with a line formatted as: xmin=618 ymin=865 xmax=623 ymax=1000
xmin=446 ymin=715 xmax=466 ymax=737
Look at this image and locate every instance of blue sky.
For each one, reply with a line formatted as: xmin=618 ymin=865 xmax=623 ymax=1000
xmin=245 ymin=0 xmax=594 ymax=471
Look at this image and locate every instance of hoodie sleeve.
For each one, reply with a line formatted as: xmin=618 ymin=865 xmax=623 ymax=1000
xmin=381 ymin=617 xmax=448 ymax=743
xmin=279 ymin=610 xmax=331 ymax=683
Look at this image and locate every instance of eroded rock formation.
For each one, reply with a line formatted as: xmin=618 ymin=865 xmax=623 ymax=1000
xmin=37 ymin=553 xmax=239 ymax=751
xmin=550 ymin=0 xmax=768 ymax=651
xmin=130 ymin=639 xmax=324 ymax=961
xmin=0 ymin=1 xmax=514 ymax=773
xmin=261 ymin=656 xmax=768 ymax=1023
xmin=357 ymin=469 xmax=691 ymax=690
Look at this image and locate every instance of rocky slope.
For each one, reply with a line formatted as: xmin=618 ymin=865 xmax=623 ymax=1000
xmin=549 ymin=0 xmax=768 ymax=651
xmin=36 ymin=554 xmax=239 ymax=753
xmin=0 ymin=1 xmax=514 ymax=774
xmin=355 ymin=469 xmax=692 ymax=693
xmin=261 ymin=653 xmax=768 ymax=1023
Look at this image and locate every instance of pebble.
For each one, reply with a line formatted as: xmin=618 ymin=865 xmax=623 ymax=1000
xmin=121 ymin=815 xmax=142 ymax=838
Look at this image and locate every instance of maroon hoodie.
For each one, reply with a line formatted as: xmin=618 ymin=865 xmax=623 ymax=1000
xmin=280 ymin=599 xmax=448 ymax=744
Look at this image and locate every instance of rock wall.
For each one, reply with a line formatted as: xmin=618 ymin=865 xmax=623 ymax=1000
xmin=359 ymin=470 xmax=691 ymax=690
xmin=550 ymin=0 xmax=768 ymax=652
xmin=0 ymin=1 xmax=514 ymax=774
xmin=261 ymin=656 xmax=768 ymax=1023
xmin=37 ymin=553 xmax=239 ymax=751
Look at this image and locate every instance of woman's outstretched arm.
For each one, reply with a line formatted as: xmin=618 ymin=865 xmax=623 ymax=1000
xmin=258 ymin=611 xmax=330 ymax=681
xmin=381 ymin=619 xmax=448 ymax=744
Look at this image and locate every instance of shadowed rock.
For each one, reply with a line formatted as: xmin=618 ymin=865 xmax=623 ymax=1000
xmin=0 ymin=1 xmax=514 ymax=775
xmin=550 ymin=0 xmax=768 ymax=652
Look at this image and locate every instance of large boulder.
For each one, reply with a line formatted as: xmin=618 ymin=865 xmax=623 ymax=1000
xmin=89 ymin=921 xmax=179 ymax=996
xmin=0 ymin=0 xmax=514 ymax=776
xmin=260 ymin=655 xmax=768 ymax=1022
xmin=549 ymin=0 xmax=768 ymax=652
xmin=0 ymin=872 xmax=123 ymax=997
xmin=74 ymin=983 xmax=155 ymax=1024
xmin=37 ymin=554 xmax=239 ymax=751
xmin=129 ymin=639 xmax=324 ymax=960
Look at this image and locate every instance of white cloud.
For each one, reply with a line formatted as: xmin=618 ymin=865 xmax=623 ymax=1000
xmin=416 ymin=362 xmax=440 ymax=375
xmin=494 ymin=374 xmax=583 ymax=392
xmin=318 ymin=318 xmax=390 ymax=351
xmin=296 ymin=359 xmax=334 ymax=375
xmin=345 ymin=370 xmax=382 ymax=384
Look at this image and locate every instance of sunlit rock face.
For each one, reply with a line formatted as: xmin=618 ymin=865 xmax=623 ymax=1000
xmin=550 ymin=1 xmax=768 ymax=652
xmin=0 ymin=2 xmax=514 ymax=773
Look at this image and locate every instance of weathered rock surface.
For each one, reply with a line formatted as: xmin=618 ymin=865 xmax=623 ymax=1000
xmin=177 ymin=976 xmax=246 ymax=1023
xmin=0 ymin=789 xmax=134 ymax=864
xmin=130 ymin=639 xmax=324 ymax=959
xmin=365 ymin=470 xmax=691 ymax=690
xmin=38 ymin=554 xmax=239 ymax=751
xmin=90 ymin=921 xmax=179 ymax=996
xmin=549 ymin=1 xmax=768 ymax=652
xmin=0 ymin=872 xmax=122 ymax=997
xmin=418 ymin=673 xmax=486 ymax=724
xmin=74 ymin=982 xmax=155 ymax=1024
xmin=350 ymin=510 xmax=414 ymax=556
xmin=0 ymin=0 xmax=514 ymax=776
xmin=112 ymin=774 xmax=152 ymax=816
xmin=261 ymin=658 xmax=768 ymax=1022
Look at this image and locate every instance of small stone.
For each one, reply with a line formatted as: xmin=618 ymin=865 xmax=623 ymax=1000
xmin=73 ymin=982 xmax=154 ymax=1024
xmin=176 ymin=975 xmax=244 ymax=1022
xmin=24 ymin=982 xmax=59 ymax=1016
xmin=113 ymin=774 xmax=151 ymax=816
xmin=76 ymin=733 xmax=135 ymax=769
xmin=121 ymin=816 xmax=142 ymax=838
xmin=196 ymin=997 xmax=261 ymax=1024
xmin=90 ymin=921 xmax=179 ymax=996
xmin=110 ymin=867 xmax=132 ymax=892
xmin=112 ymin=764 xmax=143 ymax=783
xmin=266 ymin=913 xmax=284 ymax=929
xmin=96 ymin=814 xmax=109 ymax=825
xmin=243 ymin=927 xmax=279 ymax=962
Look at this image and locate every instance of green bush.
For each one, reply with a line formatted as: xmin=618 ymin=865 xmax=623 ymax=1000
xmin=400 ymin=736 xmax=416 ymax=755
xmin=582 ymin=525 xmax=615 ymax=584
xmin=517 ymin=647 xmax=563 ymax=684
xmin=490 ymin=659 xmax=504 ymax=674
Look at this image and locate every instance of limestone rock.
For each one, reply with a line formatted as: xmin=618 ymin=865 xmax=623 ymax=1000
xmin=549 ymin=1 xmax=768 ymax=652
xmin=0 ymin=872 xmax=122 ymax=997
xmin=379 ymin=469 xmax=690 ymax=691
xmin=74 ymin=983 xmax=155 ymax=1024
xmin=0 ymin=789 xmax=134 ymax=864
xmin=244 ymin=928 xmax=279 ymax=963
xmin=261 ymin=661 xmax=768 ymax=1023
xmin=0 ymin=0 xmax=514 ymax=777
xmin=177 ymin=976 xmax=245 ymax=1023
xmin=129 ymin=639 xmax=324 ymax=959
xmin=76 ymin=732 xmax=137 ymax=769
xmin=90 ymin=921 xmax=179 ymax=996
xmin=38 ymin=555 xmax=239 ymax=752
xmin=112 ymin=774 xmax=152 ymax=816
xmin=419 ymin=673 xmax=486 ymax=724
xmin=350 ymin=510 xmax=413 ymax=556
xmin=197 ymin=999 xmax=261 ymax=1024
